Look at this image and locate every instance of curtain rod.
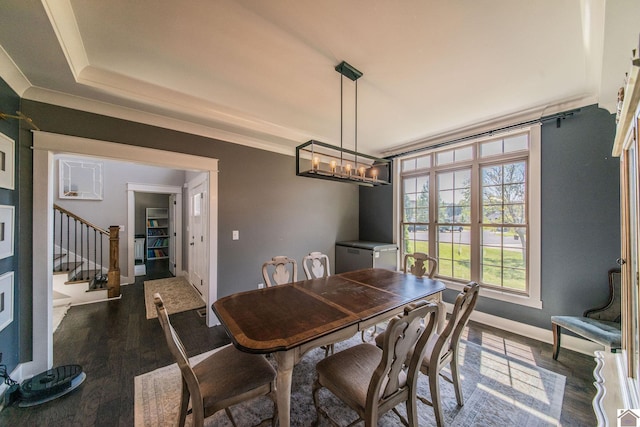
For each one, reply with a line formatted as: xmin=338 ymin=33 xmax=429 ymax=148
xmin=386 ymin=108 xmax=581 ymax=159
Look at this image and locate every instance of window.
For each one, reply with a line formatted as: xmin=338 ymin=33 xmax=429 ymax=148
xmin=399 ymin=126 xmax=541 ymax=308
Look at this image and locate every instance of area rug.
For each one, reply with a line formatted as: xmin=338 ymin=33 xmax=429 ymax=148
xmin=134 ymin=335 xmax=565 ymax=426
xmin=144 ymin=276 xmax=205 ymax=319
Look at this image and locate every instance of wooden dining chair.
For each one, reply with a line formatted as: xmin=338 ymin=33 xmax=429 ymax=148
xmin=262 ymin=256 xmax=298 ymax=287
xmin=362 ymin=252 xmax=438 ymax=342
xmin=302 ymin=251 xmax=331 ymax=279
xmin=376 ymin=282 xmax=480 ymax=426
xmin=404 ymin=252 xmax=438 ymax=278
xmin=313 ymin=300 xmax=439 ymax=427
xmin=154 ymin=293 xmax=278 ymax=427
xmin=302 ymin=251 xmax=335 ymax=356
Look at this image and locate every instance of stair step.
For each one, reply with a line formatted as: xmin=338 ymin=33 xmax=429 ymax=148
xmin=65 ymin=269 xmax=102 ymax=284
xmin=55 ymin=262 xmax=83 ymax=275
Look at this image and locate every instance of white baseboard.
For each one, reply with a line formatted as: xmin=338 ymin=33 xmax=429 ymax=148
xmin=443 ymin=302 xmax=602 ymax=356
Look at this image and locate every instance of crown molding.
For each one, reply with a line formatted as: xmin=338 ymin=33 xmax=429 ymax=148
xmin=23 ymin=86 xmax=297 ymax=156
xmin=41 ymin=0 xmax=89 ymax=78
xmin=0 ymin=44 xmax=32 ymax=96
xmin=381 ymin=94 xmax=599 ymax=157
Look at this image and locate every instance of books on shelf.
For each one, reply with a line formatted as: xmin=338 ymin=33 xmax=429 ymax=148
xmin=149 ymin=237 xmax=169 ymax=247
xmin=147 ymin=248 xmax=167 ymax=258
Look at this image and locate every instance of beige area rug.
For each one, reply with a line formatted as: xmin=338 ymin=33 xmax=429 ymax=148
xmin=134 ymin=335 xmax=566 ymax=426
xmin=144 ymin=276 xmax=205 ymax=319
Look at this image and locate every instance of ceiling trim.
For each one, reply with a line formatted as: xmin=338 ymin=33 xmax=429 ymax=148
xmin=42 ymin=0 xmax=89 ymax=78
xmin=23 ymin=86 xmax=297 ymax=156
xmin=0 ymin=44 xmax=31 ymax=96
xmin=41 ymin=0 xmax=313 ymax=152
xmin=76 ymin=65 xmax=312 ymax=144
xmin=381 ymin=94 xmax=598 ymax=158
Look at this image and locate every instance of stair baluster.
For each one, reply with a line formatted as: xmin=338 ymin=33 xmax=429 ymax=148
xmin=52 ymin=204 xmax=120 ymax=297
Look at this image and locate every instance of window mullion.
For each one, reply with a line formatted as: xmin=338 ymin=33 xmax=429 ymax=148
xmin=470 ymin=162 xmax=481 ymax=282
xmin=429 ymin=169 xmax=437 ymax=258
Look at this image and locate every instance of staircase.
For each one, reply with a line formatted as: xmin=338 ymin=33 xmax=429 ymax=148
xmin=53 ymin=204 xmax=121 ymax=305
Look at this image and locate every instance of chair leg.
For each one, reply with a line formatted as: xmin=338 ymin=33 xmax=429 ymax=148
xmin=312 ymin=377 xmax=323 ymax=426
xmin=429 ymin=372 xmax=445 ymax=427
xmin=552 ymin=322 xmax=561 ymax=360
xmin=450 ymin=357 xmax=464 ymax=407
xmin=404 ymin=395 xmax=417 ymax=427
xmin=178 ymin=380 xmax=189 ymax=427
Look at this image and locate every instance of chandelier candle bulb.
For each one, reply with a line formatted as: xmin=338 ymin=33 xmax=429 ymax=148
xmin=345 ymin=164 xmax=352 ymax=175
xmin=312 ymin=157 xmax=320 ymax=170
xmin=358 ymin=166 xmax=366 ymax=178
xmin=371 ymin=168 xmax=378 ymax=181
xmin=330 ymin=160 xmax=337 ymax=173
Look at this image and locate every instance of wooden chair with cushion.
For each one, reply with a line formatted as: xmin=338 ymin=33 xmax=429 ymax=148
xmin=551 ymin=268 xmax=622 ymax=360
xmin=404 ymin=252 xmax=438 ymax=279
xmin=302 ymin=251 xmax=331 ymax=279
xmin=362 ymin=252 xmax=438 ymax=342
xmin=375 ymin=281 xmax=480 ymax=427
xmin=154 ymin=293 xmax=277 ymax=427
xmin=262 ymin=256 xmax=298 ymax=287
xmin=302 ymin=251 xmax=335 ymax=356
xmin=313 ymin=300 xmax=439 ymax=427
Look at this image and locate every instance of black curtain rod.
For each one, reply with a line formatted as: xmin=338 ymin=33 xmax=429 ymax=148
xmin=386 ymin=108 xmax=581 ymax=159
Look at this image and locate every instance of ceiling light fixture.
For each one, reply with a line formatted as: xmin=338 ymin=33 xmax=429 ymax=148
xmin=296 ymin=61 xmax=391 ymax=186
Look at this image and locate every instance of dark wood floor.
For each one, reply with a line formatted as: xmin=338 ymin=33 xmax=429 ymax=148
xmin=0 ymin=264 xmax=596 ymax=426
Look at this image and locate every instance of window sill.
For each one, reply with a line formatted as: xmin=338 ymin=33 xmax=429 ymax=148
xmin=440 ymin=279 xmax=543 ymax=309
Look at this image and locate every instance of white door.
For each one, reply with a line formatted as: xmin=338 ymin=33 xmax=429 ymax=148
xmin=168 ymin=193 xmax=177 ymax=276
xmin=188 ymin=178 xmax=208 ymax=298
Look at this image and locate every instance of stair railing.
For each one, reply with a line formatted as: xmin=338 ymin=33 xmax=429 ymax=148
xmin=53 ymin=204 xmax=121 ymax=297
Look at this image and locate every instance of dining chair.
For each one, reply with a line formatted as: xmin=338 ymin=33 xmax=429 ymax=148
xmin=313 ymin=300 xmax=439 ymax=427
xmin=302 ymin=251 xmax=331 ymax=279
xmin=361 ymin=252 xmax=438 ymax=342
xmin=404 ymin=252 xmax=438 ymax=278
xmin=302 ymin=251 xmax=335 ymax=357
xmin=376 ymin=282 xmax=480 ymax=427
xmin=262 ymin=256 xmax=298 ymax=287
xmin=154 ymin=293 xmax=278 ymax=427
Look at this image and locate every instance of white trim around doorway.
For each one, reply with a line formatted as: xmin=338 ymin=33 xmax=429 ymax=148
xmin=30 ymin=131 xmax=219 ymax=378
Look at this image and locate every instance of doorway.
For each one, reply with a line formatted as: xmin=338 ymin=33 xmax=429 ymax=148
xmin=31 ymin=131 xmax=219 ymax=377
xmin=188 ymin=174 xmax=209 ymax=299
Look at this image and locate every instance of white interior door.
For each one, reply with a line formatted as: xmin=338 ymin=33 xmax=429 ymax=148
xmin=168 ymin=193 xmax=176 ymax=276
xmin=188 ymin=177 xmax=208 ymax=299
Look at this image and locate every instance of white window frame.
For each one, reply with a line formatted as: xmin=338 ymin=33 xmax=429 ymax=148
xmin=394 ymin=124 xmax=542 ymax=309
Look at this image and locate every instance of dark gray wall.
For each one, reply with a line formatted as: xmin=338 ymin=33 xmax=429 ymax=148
xmin=359 ymin=184 xmax=394 ymax=243
xmin=22 ymin=100 xmax=359 ymax=299
xmin=0 ymin=77 xmax=29 ymax=374
xmin=359 ymin=104 xmax=620 ymax=330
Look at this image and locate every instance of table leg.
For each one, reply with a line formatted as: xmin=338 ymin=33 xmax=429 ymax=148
xmin=273 ymin=350 xmax=295 ymax=427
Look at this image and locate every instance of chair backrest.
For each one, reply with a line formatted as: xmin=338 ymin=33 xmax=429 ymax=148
xmin=153 ymin=293 xmax=202 ymax=406
xmin=585 ymin=268 xmax=622 ymax=322
xmin=368 ymin=301 xmax=439 ymax=405
xmin=428 ymin=282 xmax=479 ymax=366
xmin=403 ymin=252 xmax=437 ymax=278
xmin=262 ymin=256 xmax=298 ymax=287
xmin=302 ymin=252 xmax=331 ymax=279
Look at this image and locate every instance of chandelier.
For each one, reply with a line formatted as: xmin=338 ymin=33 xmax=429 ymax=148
xmin=296 ymin=61 xmax=391 ymax=186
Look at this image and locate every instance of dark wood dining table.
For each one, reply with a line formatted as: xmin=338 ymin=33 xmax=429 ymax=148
xmin=212 ymin=267 xmax=446 ymax=427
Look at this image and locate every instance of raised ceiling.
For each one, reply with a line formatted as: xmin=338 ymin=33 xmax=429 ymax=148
xmin=0 ymin=0 xmax=638 ymax=156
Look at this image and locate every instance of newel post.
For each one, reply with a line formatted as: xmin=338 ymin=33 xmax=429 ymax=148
xmin=108 ymin=225 xmax=121 ymax=298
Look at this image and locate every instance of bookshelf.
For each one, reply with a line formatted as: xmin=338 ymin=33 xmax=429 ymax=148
xmin=146 ymin=207 xmax=169 ymax=260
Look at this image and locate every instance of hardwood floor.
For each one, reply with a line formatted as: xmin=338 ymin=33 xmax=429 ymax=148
xmin=0 ymin=267 xmax=596 ymax=426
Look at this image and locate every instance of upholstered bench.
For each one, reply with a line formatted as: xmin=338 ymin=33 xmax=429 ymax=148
xmin=551 ymin=268 xmax=621 ymax=360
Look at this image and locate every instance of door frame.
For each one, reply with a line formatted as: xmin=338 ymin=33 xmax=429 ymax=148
xmin=30 ymin=130 xmax=219 ymax=377
xmin=187 ymin=173 xmax=209 ymax=301
xmin=127 ymin=183 xmax=182 ymax=280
